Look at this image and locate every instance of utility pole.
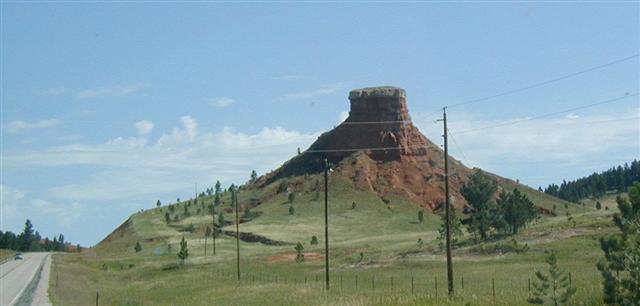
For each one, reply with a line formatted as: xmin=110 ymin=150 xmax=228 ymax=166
xmin=324 ymin=158 xmax=330 ymax=291
xmin=234 ymin=187 xmax=240 ymax=280
xmin=440 ymin=107 xmax=454 ymax=296
xmin=212 ymin=192 xmax=216 ymax=256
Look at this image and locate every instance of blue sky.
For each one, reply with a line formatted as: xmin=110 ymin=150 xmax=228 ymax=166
xmin=1 ymin=2 xmax=638 ymax=246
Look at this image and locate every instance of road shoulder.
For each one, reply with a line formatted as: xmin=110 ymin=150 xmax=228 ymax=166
xmin=30 ymin=253 xmax=53 ymax=306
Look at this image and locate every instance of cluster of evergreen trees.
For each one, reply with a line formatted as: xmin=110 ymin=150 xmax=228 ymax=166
xmin=462 ymin=170 xmax=538 ymax=241
xmin=543 ymin=160 xmax=639 ymax=202
xmin=0 ymin=219 xmax=76 ymax=252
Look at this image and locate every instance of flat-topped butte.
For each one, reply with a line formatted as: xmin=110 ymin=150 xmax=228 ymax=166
xmin=349 ymin=86 xmax=406 ymax=99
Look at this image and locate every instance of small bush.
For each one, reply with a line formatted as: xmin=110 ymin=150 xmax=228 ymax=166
xmin=310 ymin=236 xmax=318 ymax=245
xmin=295 ymin=242 xmax=304 ymax=263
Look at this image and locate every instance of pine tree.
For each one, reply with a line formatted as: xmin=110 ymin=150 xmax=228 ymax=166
xmin=288 ymin=192 xmax=295 ymax=204
xmin=156 ymin=200 xmax=161 ymax=208
xmin=215 ymin=180 xmax=222 ymax=195
xmin=218 ymin=213 xmax=225 ymax=226
xmin=250 ymin=170 xmax=258 ymax=183
xmin=497 ymin=189 xmax=538 ymax=235
xmin=310 ymin=236 xmax=318 ymax=245
xmin=418 ymin=210 xmax=424 ymax=223
xmin=528 ymin=252 xmax=576 ymax=305
xmin=165 ymin=212 xmax=171 ymax=224
xmin=295 ymin=242 xmax=304 ymax=263
xmin=19 ymin=219 xmax=35 ymax=252
xmin=595 ymin=201 xmax=602 ymax=210
xmin=461 ymin=170 xmax=497 ymax=241
xmin=289 ymin=205 xmax=295 ymax=215
xmin=597 ymin=182 xmax=640 ymax=305
xmin=177 ymin=236 xmax=189 ymax=264
xmin=134 ymin=241 xmax=142 ymax=252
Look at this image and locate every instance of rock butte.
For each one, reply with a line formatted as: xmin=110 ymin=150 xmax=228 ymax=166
xmin=260 ymin=86 xmax=480 ymax=210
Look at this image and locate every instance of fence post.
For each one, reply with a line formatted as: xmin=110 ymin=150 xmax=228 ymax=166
xmin=435 ymin=276 xmax=438 ymax=301
xmin=461 ymin=275 xmax=464 ymax=290
xmin=528 ymin=278 xmax=531 ymax=292
xmin=569 ymin=272 xmax=572 ymax=287
xmin=340 ymin=275 xmax=343 ymax=291
xmin=355 ymin=275 xmax=358 ymax=290
xmin=411 ymin=276 xmax=414 ymax=294
xmin=372 ymin=275 xmax=375 ymax=290
xmin=95 ymin=291 xmax=99 ymax=306
xmin=391 ymin=276 xmax=394 ymax=290
xmin=492 ymin=278 xmax=496 ymax=303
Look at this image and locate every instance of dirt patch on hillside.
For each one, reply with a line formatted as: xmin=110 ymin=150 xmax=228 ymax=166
xmin=222 ymin=230 xmax=290 ymax=246
xmin=265 ymin=252 xmax=324 ymax=263
xmin=523 ymin=228 xmax=592 ymax=245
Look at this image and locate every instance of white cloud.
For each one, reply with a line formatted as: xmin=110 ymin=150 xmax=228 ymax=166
xmin=1 ymin=184 xmax=24 ymax=223
xmin=565 ymin=113 xmax=580 ymax=119
xmin=208 ymin=97 xmax=235 ymax=108
xmin=4 ymin=116 xmax=320 ymax=203
xmin=29 ymin=199 xmax=89 ymax=228
xmin=77 ymin=83 xmax=148 ymax=99
xmin=281 ymin=83 xmax=343 ymax=101
xmin=414 ymin=107 xmax=640 ymax=168
xmin=134 ymin=120 xmax=154 ymax=135
xmin=6 ymin=119 xmax=60 ymax=133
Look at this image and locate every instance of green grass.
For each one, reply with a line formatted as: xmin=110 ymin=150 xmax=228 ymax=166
xmin=48 ymin=177 xmax=620 ymax=306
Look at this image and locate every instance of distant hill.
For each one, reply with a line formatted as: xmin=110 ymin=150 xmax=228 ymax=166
xmin=97 ymin=86 xmax=574 ymax=252
xmin=544 ymin=159 xmax=639 ymax=202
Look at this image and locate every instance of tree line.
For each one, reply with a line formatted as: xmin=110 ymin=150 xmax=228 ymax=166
xmin=543 ymin=160 xmax=639 ymax=202
xmin=0 ymin=219 xmax=78 ymax=252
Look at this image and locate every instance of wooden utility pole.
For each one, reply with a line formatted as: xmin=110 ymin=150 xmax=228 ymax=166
xmin=212 ymin=195 xmax=216 ymax=256
xmin=324 ymin=158 xmax=330 ymax=291
xmin=441 ymin=107 xmax=454 ymax=296
xmin=234 ymin=187 xmax=240 ymax=280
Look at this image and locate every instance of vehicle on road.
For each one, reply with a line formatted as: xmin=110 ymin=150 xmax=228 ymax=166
xmin=14 ymin=254 xmax=23 ymax=260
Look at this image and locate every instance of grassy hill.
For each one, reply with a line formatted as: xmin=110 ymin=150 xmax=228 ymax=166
xmin=47 ymin=167 xmax=622 ymax=305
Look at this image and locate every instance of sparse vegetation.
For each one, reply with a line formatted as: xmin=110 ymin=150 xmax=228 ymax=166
xmin=47 ymin=172 xmax=618 ymax=306
xmin=597 ymin=182 xmax=640 ymax=305
xmin=528 ymin=252 xmax=576 ymax=305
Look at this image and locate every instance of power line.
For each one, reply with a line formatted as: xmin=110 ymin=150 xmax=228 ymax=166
xmin=454 ymin=93 xmax=638 ymax=135
xmin=448 ymin=115 xmax=639 ymax=127
xmin=446 ymin=54 xmax=639 ymax=109
xmin=447 ymin=128 xmax=470 ymax=166
xmin=341 ymin=120 xmax=411 ymax=125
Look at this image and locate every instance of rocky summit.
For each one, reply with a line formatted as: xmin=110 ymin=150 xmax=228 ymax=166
xmin=259 ymin=86 xmax=499 ymax=210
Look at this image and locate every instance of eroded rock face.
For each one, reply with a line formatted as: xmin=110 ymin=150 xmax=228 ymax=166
xmin=260 ymin=86 xmax=477 ymax=210
xmin=311 ymin=86 xmax=428 ymax=161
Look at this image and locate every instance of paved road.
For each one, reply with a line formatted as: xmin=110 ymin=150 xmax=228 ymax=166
xmin=0 ymin=252 xmax=50 ymax=306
